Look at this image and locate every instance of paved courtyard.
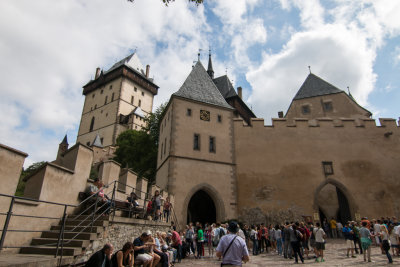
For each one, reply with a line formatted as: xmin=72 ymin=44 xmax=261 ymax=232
xmin=178 ymin=239 xmax=397 ymax=266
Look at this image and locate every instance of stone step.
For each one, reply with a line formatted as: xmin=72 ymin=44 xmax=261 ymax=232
xmin=51 ymin=225 xmax=103 ymax=233
xmin=41 ymin=231 xmax=97 ymax=240
xmin=31 ymin=238 xmax=90 ymax=248
xmin=20 ymin=246 xmax=81 ymax=256
xmin=63 ymin=219 xmax=108 ymax=227
xmin=67 ymin=214 xmax=109 ymax=221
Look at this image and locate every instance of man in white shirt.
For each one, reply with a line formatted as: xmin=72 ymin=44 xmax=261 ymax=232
xmin=313 ymin=222 xmax=326 ymax=263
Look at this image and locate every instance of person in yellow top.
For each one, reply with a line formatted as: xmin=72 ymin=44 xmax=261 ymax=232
xmin=330 ymin=218 xmax=337 ymax=238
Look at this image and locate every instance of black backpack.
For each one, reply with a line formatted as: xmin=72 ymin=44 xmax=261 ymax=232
xmin=219 ymin=228 xmax=225 ymax=239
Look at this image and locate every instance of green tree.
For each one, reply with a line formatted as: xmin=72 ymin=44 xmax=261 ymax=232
xmin=128 ymin=0 xmax=204 ymax=6
xmin=15 ymin=161 xmax=46 ymax=196
xmin=114 ymin=103 xmax=167 ymax=183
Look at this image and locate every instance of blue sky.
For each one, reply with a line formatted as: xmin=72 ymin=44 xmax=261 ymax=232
xmin=1 ymin=0 xmax=400 ymax=167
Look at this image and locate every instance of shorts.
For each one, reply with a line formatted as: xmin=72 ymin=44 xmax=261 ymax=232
xmin=302 ymin=240 xmax=309 ymax=250
xmin=136 ymin=253 xmax=153 ymax=262
xmin=156 ymin=205 xmax=161 ymax=210
xmin=346 ymin=240 xmax=355 ymax=249
xmin=316 ymin=242 xmax=325 ymax=250
xmin=391 ymin=244 xmax=399 ymax=248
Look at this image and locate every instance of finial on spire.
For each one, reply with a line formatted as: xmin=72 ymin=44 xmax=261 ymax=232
xmin=197 ymin=48 xmax=202 ymax=62
xmin=308 ymin=66 xmax=312 ymax=74
xmin=207 ymin=47 xmax=214 ymax=79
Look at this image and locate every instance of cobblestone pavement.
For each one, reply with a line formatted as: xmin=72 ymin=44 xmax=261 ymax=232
xmin=177 ymin=239 xmax=398 ymax=266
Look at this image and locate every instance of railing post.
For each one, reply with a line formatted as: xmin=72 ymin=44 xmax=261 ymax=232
xmin=90 ymin=194 xmax=99 ymax=233
xmin=0 ymin=197 xmax=15 ymax=250
xmin=111 ymin=181 xmax=116 ymax=225
xmin=55 ymin=205 xmax=67 ymax=261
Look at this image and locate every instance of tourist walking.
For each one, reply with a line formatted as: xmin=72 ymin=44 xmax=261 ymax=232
xmin=250 ymin=225 xmax=258 ymax=255
xmin=274 ymin=225 xmax=283 ymax=255
xmin=360 ymin=221 xmax=372 ymax=262
xmin=343 ymin=222 xmax=356 ymax=258
xmin=380 ymin=225 xmax=393 ymax=264
xmin=290 ymin=223 xmax=304 ymax=264
xmin=283 ymin=222 xmax=293 ymax=259
xmin=195 ymin=224 xmax=204 ymax=259
xmin=163 ymin=197 xmax=171 ymax=222
xmin=313 ymin=222 xmax=326 ymax=263
xmin=330 ymin=218 xmax=337 ymax=238
xmin=216 ymin=221 xmax=250 ymax=266
xmin=185 ymin=224 xmax=195 ymax=255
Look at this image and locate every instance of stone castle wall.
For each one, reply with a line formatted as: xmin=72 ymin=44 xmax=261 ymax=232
xmin=234 ymin=117 xmax=400 ymax=223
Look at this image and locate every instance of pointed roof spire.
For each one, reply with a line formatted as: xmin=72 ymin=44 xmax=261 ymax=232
xmin=173 ymin=61 xmax=233 ymax=109
xmin=207 ymin=49 xmax=214 ymax=79
xmin=92 ymin=133 xmax=103 ymax=148
xmin=60 ymin=134 xmax=68 ymax=145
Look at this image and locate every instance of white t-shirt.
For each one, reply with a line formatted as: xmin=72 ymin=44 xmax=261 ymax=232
xmin=313 ymin=227 xmax=325 ymax=243
xmin=274 ymin=229 xmax=282 ymax=240
xmin=394 ymin=225 xmax=400 ymax=236
xmin=250 ymin=229 xmax=258 ymax=240
xmin=373 ymin=223 xmax=381 ymax=234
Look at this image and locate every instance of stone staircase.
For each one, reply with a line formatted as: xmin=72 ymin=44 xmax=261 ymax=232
xmin=19 ymin=215 xmax=108 ymax=257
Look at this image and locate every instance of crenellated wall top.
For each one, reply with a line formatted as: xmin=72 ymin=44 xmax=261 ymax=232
xmin=233 ymin=117 xmax=400 ymax=129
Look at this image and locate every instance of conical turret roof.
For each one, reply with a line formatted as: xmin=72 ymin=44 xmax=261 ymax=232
xmin=173 ymin=61 xmax=233 ymax=109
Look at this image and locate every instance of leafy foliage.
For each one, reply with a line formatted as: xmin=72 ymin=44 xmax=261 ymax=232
xmin=114 ymin=103 xmax=167 ymax=184
xmin=15 ymin=161 xmax=46 ymax=196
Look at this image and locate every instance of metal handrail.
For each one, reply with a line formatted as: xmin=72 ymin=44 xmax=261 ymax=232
xmin=0 ymin=179 xmax=172 ymax=267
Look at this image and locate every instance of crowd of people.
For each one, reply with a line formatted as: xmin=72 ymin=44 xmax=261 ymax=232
xmin=85 ymin=216 xmax=399 ymax=266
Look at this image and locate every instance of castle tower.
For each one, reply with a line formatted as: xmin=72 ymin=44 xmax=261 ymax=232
xmin=156 ymin=61 xmax=237 ymax=227
xmin=76 ymin=53 xmax=159 ymax=148
xmin=56 ymin=134 xmax=69 ymax=162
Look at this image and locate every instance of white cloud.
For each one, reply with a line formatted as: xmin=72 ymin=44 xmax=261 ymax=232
xmin=0 ymin=0 xmax=209 ymax=166
xmin=246 ymin=0 xmax=400 ymax=123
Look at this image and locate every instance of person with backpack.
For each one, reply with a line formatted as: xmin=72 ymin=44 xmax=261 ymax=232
xmin=300 ymin=222 xmax=310 ymax=259
xmin=290 ymin=222 xmax=304 ymax=264
xmin=250 ymin=225 xmax=258 ymax=255
xmin=308 ymin=222 xmax=318 ymax=258
xmin=313 ymin=222 xmax=326 ymax=263
xmin=216 ymin=221 xmax=249 ymax=266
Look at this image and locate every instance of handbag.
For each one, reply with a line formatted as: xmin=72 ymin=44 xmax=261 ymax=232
xmin=221 ymin=236 xmax=238 ymax=267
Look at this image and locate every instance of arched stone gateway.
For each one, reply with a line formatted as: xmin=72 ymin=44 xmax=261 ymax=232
xmin=187 ymin=190 xmax=216 ymax=224
xmin=183 ymin=183 xmax=226 ymax=225
xmin=313 ymin=178 xmax=358 ymax=223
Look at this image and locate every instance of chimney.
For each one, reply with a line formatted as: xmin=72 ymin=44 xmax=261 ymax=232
xmin=278 ymin=111 xmax=284 ymax=118
xmin=237 ymin=87 xmax=242 ymax=99
xmin=146 ymin=65 xmax=150 ymax=78
xmin=95 ymin=67 xmax=101 ymax=79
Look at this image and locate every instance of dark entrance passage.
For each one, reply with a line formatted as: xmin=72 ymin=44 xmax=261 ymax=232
xmin=336 ymin=187 xmax=351 ymax=223
xmin=187 ymin=190 xmax=216 ymax=225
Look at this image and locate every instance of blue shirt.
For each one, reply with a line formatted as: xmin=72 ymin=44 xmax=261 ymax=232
xmin=216 ymin=234 xmax=249 ymax=266
xmin=342 ymin=227 xmax=354 ymax=240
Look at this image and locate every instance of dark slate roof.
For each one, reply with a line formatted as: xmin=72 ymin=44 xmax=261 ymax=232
xmin=173 ymin=62 xmax=233 ymax=109
xmin=60 ymin=134 xmax=68 ymax=145
xmin=213 ymin=75 xmax=237 ymax=98
xmin=294 ymin=73 xmax=343 ymax=100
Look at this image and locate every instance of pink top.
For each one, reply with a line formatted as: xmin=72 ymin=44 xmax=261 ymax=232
xmin=172 ymin=231 xmax=182 ymax=245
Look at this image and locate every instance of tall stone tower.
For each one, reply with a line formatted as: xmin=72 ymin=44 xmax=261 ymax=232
xmin=77 ymin=53 xmax=159 ymax=147
xmin=156 ymin=61 xmax=238 ymax=228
